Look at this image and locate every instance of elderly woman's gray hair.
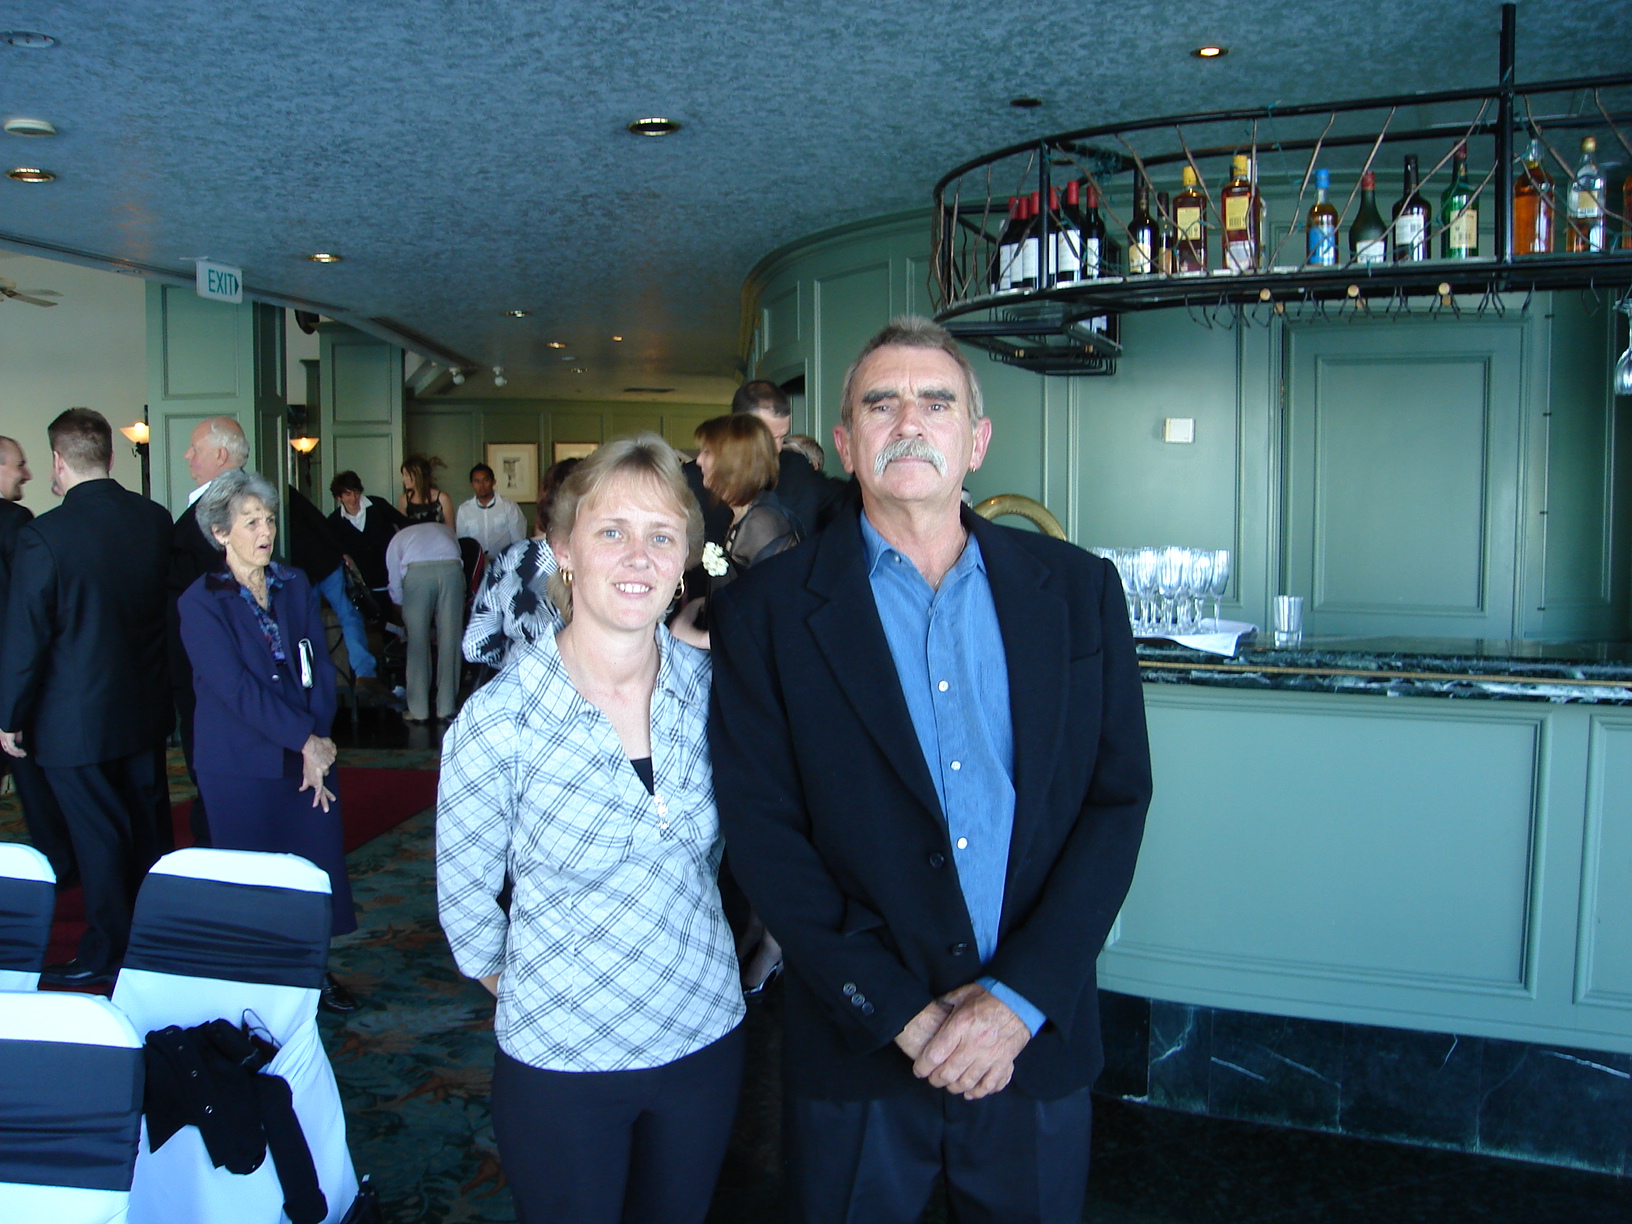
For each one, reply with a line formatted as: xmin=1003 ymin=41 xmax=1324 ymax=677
xmin=196 ymin=468 xmax=281 ymax=550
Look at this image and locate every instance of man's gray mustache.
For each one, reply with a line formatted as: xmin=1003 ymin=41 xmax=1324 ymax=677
xmin=874 ymin=438 xmax=947 ymax=477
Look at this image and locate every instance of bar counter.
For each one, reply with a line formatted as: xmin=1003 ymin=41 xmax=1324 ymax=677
xmin=1137 ymin=635 xmax=1632 ymax=703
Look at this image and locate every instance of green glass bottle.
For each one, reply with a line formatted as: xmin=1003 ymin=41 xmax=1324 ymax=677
xmin=1440 ymin=142 xmax=1479 ymax=258
xmin=1349 ymin=171 xmax=1389 ymax=264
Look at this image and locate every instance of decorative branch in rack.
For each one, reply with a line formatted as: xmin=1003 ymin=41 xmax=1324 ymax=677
xmin=931 ymin=3 xmax=1632 ymax=376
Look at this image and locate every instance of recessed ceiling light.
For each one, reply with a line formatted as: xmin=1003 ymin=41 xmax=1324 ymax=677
xmin=308 ymin=252 xmax=342 ymax=262
xmin=546 ymin=340 xmax=567 ymax=349
xmin=1192 ymin=45 xmax=1227 ymax=58
xmin=611 ymin=335 xmax=623 ymax=342
xmin=3 ymin=118 xmax=57 ymax=137
xmin=505 ymin=309 xmax=529 ymax=317
xmin=1 ymin=31 xmax=57 ymax=49
xmin=1008 ymin=96 xmax=1043 ymax=109
xmin=627 ymin=117 xmax=682 ymax=137
xmin=6 ymin=166 xmax=53 ymax=182
xmin=571 ymin=367 xmax=588 ymax=374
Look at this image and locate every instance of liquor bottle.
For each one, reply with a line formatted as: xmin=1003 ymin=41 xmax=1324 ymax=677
xmin=1174 ymin=164 xmax=1208 ymax=272
xmin=1349 ymin=171 xmax=1389 ymax=264
xmin=1156 ymin=191 xmax=1175 ymax=274
xmin=1128 ymin=180 xmax=1157 ymax=274
xmin=1392 ymin=154 xmax=1431 ymax=262
xmin=1512 ymin=137 xmax=1554 ymax=255
xmin=1564 ymin=136 xmax=1606 ymax=254
xmin=1221 ymin=154 xmax=1260 ymax=271
xmin=1307 ymin=168 xmax=1339 ymax=266
xmin=1052 ymin=184 xmax=1082 ymax=285
xmin=1440 ymin=142 xmax=1479 ymax=258
xmin=1080 ymin=181 xmax=1108 ymax=278
xmin=991 ymin=195 xmax=1023 ymax=292
xmin=1015 ymin=193 xmax=1041 ymax=290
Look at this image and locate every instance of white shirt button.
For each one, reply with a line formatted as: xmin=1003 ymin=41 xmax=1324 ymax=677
xmin=956 ymin=837 xmax=969 ymax=850
xmin=938 ymin=680 xmax=949 ymax=692
xmin=950 ymin=760 xmax=961 ymax=771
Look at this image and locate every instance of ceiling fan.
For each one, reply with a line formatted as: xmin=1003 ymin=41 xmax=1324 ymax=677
xmin=0 ymin=277 xmax=60 ymax=307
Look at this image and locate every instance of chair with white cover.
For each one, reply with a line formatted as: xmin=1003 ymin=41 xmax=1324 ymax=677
xmin=0 ymin=990 xmax=144 ymax=1224
xmin=0 ymin=842 xmax=55 ymax=990
xmin=112 ymin=848 xmax=358 ymax=1224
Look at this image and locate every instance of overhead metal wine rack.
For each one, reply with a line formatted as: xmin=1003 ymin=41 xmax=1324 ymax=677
xmin=931 ymin=3 xmax=1632 ymax=375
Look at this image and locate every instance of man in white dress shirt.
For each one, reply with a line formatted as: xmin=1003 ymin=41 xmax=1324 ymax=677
xmin=455 ymin=463 xmax=527 ymax=560
xmin=385 ymin=522 xmax=465 ymax=723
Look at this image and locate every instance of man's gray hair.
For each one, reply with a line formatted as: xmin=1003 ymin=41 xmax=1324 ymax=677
xmin=202 ymin=416 xmax=250 ymax=468
xmin=837 ymin=315 xmax=984 ymax=428
xmin=196 ymin=468 xmax=279 ymax=550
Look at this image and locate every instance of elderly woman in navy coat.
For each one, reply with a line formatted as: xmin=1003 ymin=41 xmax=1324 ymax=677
xmin=179 ymin=468 xmax=358 ymax=1012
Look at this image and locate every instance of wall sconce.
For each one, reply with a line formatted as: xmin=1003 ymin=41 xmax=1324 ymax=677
xmin=119 ymin=420 xmax=150 ymax=452
xmin=289 ymin=436 xmax=320 ymax=454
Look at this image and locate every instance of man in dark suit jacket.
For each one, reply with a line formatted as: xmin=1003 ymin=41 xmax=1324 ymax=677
xmin=0 ymin=409 xmax=175 ymax=983
xmin=709 ymin=319 xmax=1151 ymax=1223
xmin=167 ymin=414 xmax=248 ymax=845
xmin=326 ymin=469 xmax=407 ymax=597
xmin=0 ymin=435 xmax=75 ymax=884
xmin=729 ymin=378 xmax=850 ymax=536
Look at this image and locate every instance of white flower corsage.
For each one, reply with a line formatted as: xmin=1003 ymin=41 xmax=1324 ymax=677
xmin=702 ymin=542 xmax=729 ymax=578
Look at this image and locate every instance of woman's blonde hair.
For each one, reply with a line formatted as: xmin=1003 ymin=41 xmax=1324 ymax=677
xmin=693 ymin=414 xmax=778 ymax=508
xmin=545 ymin=433 xmax=704 ymax=622
xmin=400 ymin=453 xmax=443 ymax=500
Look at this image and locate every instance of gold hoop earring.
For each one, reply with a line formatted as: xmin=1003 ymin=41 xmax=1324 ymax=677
xmin=562 ymin=568 xmax=573 ymax=587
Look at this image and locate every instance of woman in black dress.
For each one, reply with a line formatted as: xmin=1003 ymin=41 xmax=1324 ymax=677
xmin=397 ymin=453 xmax=454 ymax=525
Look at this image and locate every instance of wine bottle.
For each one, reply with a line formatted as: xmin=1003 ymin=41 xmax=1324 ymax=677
xmin=1015 ymin=193 xmax=1041 ymax=290
xmin=1080 ymin=181 xmax=1108 ymax=278
xmin=1053 ymin=184 xmax=1082 ymax=285
xmin=1307 ymin=168 xmax=1339 ymax=266
xmin=1156 ymin=191 xmax=1175 ymax=274
xmin=1222 ymin=154 xmax=1260 ymax=271
xmin=1440 ymin=142 xmax=1479 ymax=259
xmin=1392 ymin=155 xmax=1431 ymax=262
xmin=1512 ymin=137 xmax=1554 ymax=255
xmin=1349 ymin=171 xmax=1389 ymax=264
xmin=991 ymin=196 xmax=1023 ymax=292
xmin=1174 ymin=165 xmax=1208 ymax=272
xmin=1564 ymin=136 xmax=1606 ymax=254
xmin=1128 ymin=180 xmax=1157 ymax=274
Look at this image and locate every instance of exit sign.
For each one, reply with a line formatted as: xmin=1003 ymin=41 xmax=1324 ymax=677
xmin=195 ymin=260 xmax=244 ymax=304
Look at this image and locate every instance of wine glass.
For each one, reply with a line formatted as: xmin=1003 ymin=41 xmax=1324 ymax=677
xmin=1131 ymin=547 xmax=1160 ymax=633
xmin=1187 ymin=550 xmax=1213 ymax=630
xmin=1207 ymin=549 xmax=1231 ymax=626
xmin=1156 ymin=547 xmax=1187 ymax=632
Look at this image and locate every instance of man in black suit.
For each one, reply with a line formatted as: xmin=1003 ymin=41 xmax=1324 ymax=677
xmin=709 ymin=318 xmax=1151 ymax=1223
xmin=0 ymin=435 xmax=75 ymax=884
xmin=0 ymin=409 xmax=174 ymax=983
xmin=167 ymin=414 xmax=248 ymax=845
xmin=729 ymin=378 xmax=850 ymax=536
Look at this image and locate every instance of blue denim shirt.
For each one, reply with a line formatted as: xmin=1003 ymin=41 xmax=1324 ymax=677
xmin=861 ymin=514 xmax=1045 ymax=1035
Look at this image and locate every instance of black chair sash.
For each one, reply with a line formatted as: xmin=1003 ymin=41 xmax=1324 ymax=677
xmin=123 ymin=876 xmax=329 ymax=988
xmin=0 ymin=877 xmax=54 ymax=972
xmin=0 ymin=1040 xmax=143 ymax=1191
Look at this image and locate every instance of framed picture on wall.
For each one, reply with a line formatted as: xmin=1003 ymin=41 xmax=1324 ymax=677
xmin=553 ymin=441 xmax=598 ymax=463
xmin=486 ymin=443 xmax=539 ymax=502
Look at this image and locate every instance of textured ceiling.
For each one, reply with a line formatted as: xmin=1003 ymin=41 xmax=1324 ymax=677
xmin=1 ymin=1 xmax=1627 ymax=401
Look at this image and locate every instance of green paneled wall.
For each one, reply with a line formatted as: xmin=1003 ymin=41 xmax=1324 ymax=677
xmin=744 ymin=209 xmax=1629 ymax=639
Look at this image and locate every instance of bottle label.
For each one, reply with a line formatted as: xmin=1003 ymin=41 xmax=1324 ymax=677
xmin=1129 ymin=241 xmax=1152 ymax=273
xmin=1570 ymin=188 xmax=1601 ymax=218
xmin=1054 ymin=231 xmax=1081 ymax=281
xmin=1083 ymin=237 xmax=1102 ymax=277
xmin=1394 ymin=214 xmax=1425 ymax=254
xmin=1225 ymin=239 xmax=1255 ymax=272
xmin=1308 ymin=223 xmax=1337 ymax=266
xmin=1176 ymin=205 xmax=1203 ymax=241
xmin=1224 ymin=195 xmax=1249 ymax=230
xmin=1355 ymin=238 xmax=1387 ymax=264
xmin=997 ymin=242 xmax=1018 ymax=290
xmin=1019 ymin=236 xmax=1039 ymax=284
xmin=1449 ymin=206 xmax=1478 ymax=250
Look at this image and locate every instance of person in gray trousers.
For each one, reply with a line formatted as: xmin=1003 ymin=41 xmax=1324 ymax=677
xmin=385 ymin=521 xmax=465 ymax=722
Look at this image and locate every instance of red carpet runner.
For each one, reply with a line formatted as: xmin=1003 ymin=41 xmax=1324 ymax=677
xmin=45 ymin=766 xmax=438 ymax=968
